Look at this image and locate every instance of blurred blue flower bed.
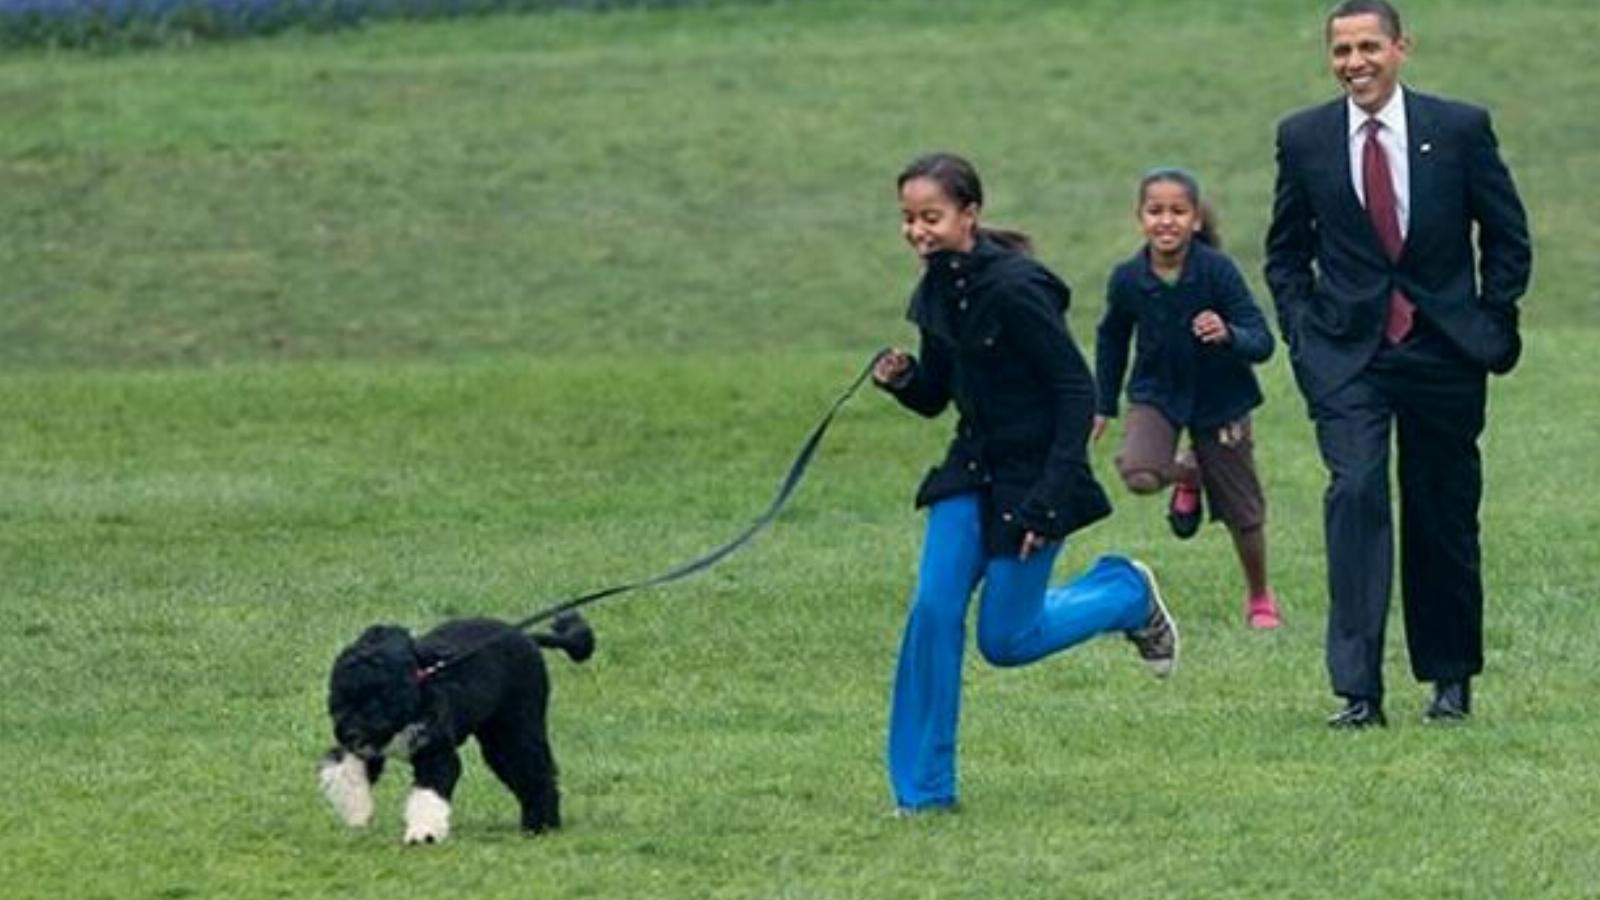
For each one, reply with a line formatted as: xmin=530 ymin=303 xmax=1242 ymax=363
xmin=0 ymin=0 xmax=706 ymax=47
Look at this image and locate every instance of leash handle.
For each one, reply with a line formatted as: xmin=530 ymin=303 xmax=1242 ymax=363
xmin=421 ymin=351 xmax=887 ymax=679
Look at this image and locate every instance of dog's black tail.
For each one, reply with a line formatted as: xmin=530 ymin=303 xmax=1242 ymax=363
xmin=532 ymin=612 xmax=595 ymax=663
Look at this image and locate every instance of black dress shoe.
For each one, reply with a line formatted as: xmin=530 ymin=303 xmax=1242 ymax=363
xmin=1327 ymin=698 xmax=1387 ymax=729
xmin=1424 ymin=680 xmax=1472 ymax=721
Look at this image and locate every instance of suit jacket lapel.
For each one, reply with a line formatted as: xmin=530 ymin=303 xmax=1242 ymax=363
xmin=1312 ymin=100 xmax=1376 ymax=238
xmin=1401 ymin=89 xmax=1435 ymax=263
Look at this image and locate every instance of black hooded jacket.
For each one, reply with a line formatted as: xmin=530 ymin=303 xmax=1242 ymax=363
xmin=883 ymin=234 xmax=1112 ymax=557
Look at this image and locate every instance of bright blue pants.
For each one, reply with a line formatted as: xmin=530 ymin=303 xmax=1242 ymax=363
xmin=887 ymin=493 xmax=1152 ymax=810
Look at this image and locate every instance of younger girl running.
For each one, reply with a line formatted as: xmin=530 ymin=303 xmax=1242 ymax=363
xmin=873 ymin=152 xmax=1177 ymax=816
xmin=1092 ymin=168 xmax=1282 ymax=629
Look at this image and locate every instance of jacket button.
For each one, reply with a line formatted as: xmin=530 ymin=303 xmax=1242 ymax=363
xmin=966 ymin=461 xmax=979 ymax=472
xmin=1047 ymin=510 xmax=1057 ymax=519
xmin=1001 ymin=512 xmax=1014 ymax=522
xmin=950 ymin=259 xmax=962 ymax=270
xmin=983 ymin=337 xmax=995 ymax=347
xmin=958 ymin=299 xmax=968 ymax=311
xmin=956 ymin=278 xmax=967 ymax=289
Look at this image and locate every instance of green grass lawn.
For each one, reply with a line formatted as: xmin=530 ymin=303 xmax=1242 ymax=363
xmin=3 ymin=1 xmax=1599 ymax=897
xmin=3 ymin=0 xmax=1597 ymax=370
xmin=3 ymin=347 xmax=1597 ymax=899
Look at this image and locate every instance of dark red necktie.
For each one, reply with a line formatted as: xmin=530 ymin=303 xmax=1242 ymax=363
xmin=1362 ymin=118 xmax=1414 ymax=343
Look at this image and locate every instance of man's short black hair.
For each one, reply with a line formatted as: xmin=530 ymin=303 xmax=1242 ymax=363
xmin=1326 ymin=0 xmax=1404 ymax=41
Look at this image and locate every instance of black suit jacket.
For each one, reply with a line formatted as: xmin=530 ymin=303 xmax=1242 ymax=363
xmin=1264 ymin=88 xmax=1531 ymax=403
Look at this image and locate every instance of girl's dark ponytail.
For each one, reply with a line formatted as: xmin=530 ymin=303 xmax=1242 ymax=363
xmin=1194 ymin=200 xmax=1221 ymax=249
xmin=978 ymin=227 xmax=1035 ymax=255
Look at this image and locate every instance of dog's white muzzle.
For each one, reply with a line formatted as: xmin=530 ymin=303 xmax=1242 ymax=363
xmin=381 ymin=723 xmax=424 ymax=760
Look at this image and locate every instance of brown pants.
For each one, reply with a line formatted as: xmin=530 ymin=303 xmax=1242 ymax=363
xmin=1114 ymin=404 xmax=1266 ymax=531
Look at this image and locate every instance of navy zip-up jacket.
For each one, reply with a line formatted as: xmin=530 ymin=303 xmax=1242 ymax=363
xmin=1095 ymin=241 xmax=1274 ymax=430
xmin=884 ymin=234 xmax=1112 ymax=557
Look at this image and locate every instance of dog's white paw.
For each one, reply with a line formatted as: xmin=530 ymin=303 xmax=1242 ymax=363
xmin=317 ymin=752 xmax=373 ymax=828
xmin=403 ymin=788 xmax=451 ymax=845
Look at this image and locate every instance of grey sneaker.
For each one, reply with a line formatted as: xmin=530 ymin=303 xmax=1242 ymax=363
xmin=1125 ymin=559 xmax=1179 ymax=677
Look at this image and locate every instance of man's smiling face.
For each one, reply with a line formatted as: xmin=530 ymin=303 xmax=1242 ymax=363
xmin=1328 ymin=12 xmax=1409 ymax=114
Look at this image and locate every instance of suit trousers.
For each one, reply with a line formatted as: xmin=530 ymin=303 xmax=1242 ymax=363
xmin=1309 ymin=324 xmax=1487 ymax=701
xmin=886 ymin=492 xmax=1150 ymax=810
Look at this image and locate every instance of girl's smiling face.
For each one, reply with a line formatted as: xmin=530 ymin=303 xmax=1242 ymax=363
xmin=900 ymin=176 xmax=979 ymax=258
xmin=1138 ymin=179 xmax=1201 ymax=260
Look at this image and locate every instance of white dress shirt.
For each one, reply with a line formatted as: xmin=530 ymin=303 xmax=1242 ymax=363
xmin=1347 ymin=86 xmax=1410 ymax=238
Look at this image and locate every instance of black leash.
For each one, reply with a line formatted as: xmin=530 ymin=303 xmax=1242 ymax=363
xmin=415 ymin=350 xmax=886 ymax=682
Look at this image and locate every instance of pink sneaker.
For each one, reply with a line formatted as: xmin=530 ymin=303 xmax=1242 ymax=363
xmin=1167 ymin=450 xmax=1202 ymax=540
xmin=1246 ymin=592 xmax=1282 ymax=630
xmin=1166 ymin=478 xmax=1202 ymax=539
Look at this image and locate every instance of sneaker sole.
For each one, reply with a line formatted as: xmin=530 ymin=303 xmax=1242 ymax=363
xmin=1130 ymin=559 xmax=1179 ymax=678
xmin=1167 ymin=510 xmax=1202 ymax=540
xmin=1246 ymin=596 xmax=1283 ymax=630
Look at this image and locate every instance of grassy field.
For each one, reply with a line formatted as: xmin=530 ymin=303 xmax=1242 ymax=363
xmin=4 ymin=0 xmax=1598 ymax=370
xmin=3 ymin=1 xmax=1599 ymax=898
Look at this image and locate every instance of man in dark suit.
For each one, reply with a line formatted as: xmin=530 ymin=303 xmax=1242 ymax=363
xmin=1264 ymin=0 xmax=1531 ymax=727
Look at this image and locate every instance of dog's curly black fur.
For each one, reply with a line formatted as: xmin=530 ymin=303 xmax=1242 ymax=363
xmin=318 ymin=612 xmax=593 ymax=843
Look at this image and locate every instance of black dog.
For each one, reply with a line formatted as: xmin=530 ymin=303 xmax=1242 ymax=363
xmin=318 ymin=613 xmax=593 ymax=843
